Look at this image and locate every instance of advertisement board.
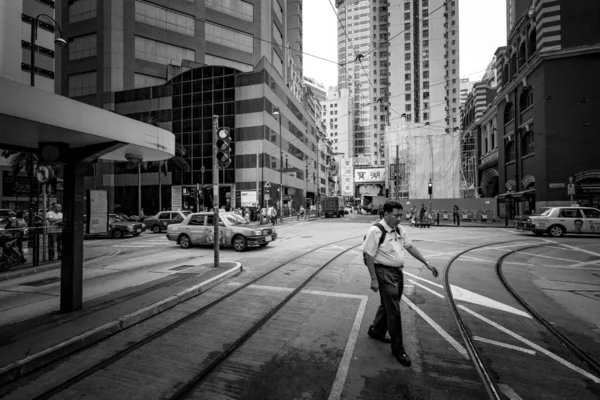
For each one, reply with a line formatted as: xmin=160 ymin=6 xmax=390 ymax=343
xmin=340 ymin=158 xmax=354 ymax=196
xmin=241 ymin=191 xmax=258 ymax=207
xmin=171 ymin=186 xmax=182 ymax=210
xmin=354 ymin=168 xmax=386 ymax=183
xmin=86 ymin=190 xmax=108 ymax=234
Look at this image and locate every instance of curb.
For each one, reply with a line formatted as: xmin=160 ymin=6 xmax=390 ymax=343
xmin=0 ymin=262 xmax=242 ymax=385
xmin=0 ymin=250 xmax=119 ymax=282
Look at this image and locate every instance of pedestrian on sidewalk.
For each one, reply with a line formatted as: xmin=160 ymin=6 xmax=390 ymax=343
xmin=5 ymin=211 xmax=27 ymax=263
xmin=453 ymin=205 xmax=460 ymax=226
xmin=362 ymin=201 xmax=438 ymax=367
xmin=46 ymin=203 xmax=63 ymax=261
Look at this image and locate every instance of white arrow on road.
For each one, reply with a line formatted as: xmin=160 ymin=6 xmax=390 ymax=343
xmin=403 ymin=271 xmax=531 ymax=318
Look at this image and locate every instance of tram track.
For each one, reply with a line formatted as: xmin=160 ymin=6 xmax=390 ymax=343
xmin=28 ymin=236 xmax=363 ymax=400
xmin=443 ymin=240 xmax=600 ymax=400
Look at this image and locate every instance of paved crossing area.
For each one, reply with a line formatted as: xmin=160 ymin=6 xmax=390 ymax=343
xmin=111 ymin=236 xmax=174 ymax=249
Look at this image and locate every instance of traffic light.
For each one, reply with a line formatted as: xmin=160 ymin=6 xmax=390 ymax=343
xmin=428 ymin=181 xmax=433 ymax=195
xmin=216 ymin=127 xmax=231 ymax=169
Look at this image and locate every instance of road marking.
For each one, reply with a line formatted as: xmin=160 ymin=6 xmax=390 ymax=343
xmin=402 ymin=295 xmax=469 ymax=359
xmin=559 ymin=244 xmax=600 ymax=258
xmin=328 ymin=298 xmax=367 ymax=400
xmin=498 ymin=384 xmax=524 ymax=400
xmin=403 ymin=271 xmax=531 ymax=318
xmin=459 ymin=305 xmax=600 ymax=384
xmin=516 ymin=251 xmax=580 ymax=263
xmin=560 ymin=260 xmax=600 ymax=269
xmin=473 ymin=336 xmax=536 ymax=355
xmin=408 ymin=279 xmax=444 ymax=298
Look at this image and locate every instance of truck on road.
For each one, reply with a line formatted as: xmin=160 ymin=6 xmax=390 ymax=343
xmin=322 ymin=196 xmax=345 ymax=218
xmin=361 ymin=195 xmax=386 ymax=214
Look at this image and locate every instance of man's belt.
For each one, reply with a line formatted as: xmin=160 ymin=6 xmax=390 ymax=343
xmin=374 ymin=263 xmax=402 ymax=270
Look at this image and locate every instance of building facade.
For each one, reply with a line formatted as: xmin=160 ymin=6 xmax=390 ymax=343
xmin=463 ymin=0 xmax=600 ymax=217
xmin=322 ymin=87 xmax=353 ymax=158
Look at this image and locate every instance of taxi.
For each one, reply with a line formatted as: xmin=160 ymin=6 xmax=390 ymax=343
xmin=166 ymin=211 xmax=277 ymax=251
xmin=144 ymin=210 xmax=192 ymax=233
xmin=519 ymin=206 xmax=600 ymax=237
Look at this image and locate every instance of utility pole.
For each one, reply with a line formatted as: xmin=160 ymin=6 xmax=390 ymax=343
xmin=395 ymin=144 xmax=399 ymax=200
xmin=256 ymin=143 xmax=260 ymax=209
xmin=316 ymin=134 xmax=320 ymax=218
xmin=212 ymin=115 xmax=220 ymax=267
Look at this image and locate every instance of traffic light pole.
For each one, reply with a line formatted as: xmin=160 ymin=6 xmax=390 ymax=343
xmin=212 ymin=115 xmax=220 ymax=267
xmin=428 ymin=178 xmax=432 ymax=215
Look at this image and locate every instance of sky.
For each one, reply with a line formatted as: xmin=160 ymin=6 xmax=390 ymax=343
xmin=303 ymin=0 xmax=507 ymax=88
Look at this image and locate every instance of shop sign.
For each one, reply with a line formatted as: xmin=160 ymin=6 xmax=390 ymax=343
xmin=354 ymin=168 xmax=385 ymax=183
xmin=549 ymin=183 xmax=565 ymax=189
xmin=2 ymin=171 xmax=32 ymax=197
xmin=171 ymin=186 xmax=182 ymax=210
xmin=340 ymin=158 xmax=354 ymax=196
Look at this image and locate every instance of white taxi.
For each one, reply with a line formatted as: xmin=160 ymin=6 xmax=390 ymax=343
xmin=521 ymin=206 xmax=600 ymax=237
xmin=166 ymin=211 xmax=277 ymax=251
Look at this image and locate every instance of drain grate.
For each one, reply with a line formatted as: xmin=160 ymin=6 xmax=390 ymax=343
xmin=21 ymin=276 xmax=61 ymax=287
xmin=169 ymin=265 xmax=195 ymax=271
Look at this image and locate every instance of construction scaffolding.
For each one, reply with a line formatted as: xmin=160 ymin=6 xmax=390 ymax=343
xmin=460 ymin=130 xmax=478 ymax=198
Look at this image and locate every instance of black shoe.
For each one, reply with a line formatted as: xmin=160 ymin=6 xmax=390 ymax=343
xmin=367 ymin=325 xmax=391 ymax=344
xmin=392 ymin=350 xmax=412 ymax=367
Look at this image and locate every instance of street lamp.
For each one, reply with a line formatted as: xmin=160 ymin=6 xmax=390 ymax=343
xmin=30 ymin=14 xmax=67 ymax=87
xmin=272 ymin=107 xmax=283 ymax=216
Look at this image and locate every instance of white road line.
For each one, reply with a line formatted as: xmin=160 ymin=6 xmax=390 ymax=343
xmin=328 ymin=298 xmax=367 ymax=400
xmin=459 ymin=305 xmax=600 ymax=383
xmin=112 ymin=244 xmax=155 ymax=248
xmin=516 ymin=251 xmax=580 ymax=263
xmin=404 ymin=271 xmax=443 ymax=289
xmin=408 ymin=279 xmax=444 ymax=299
xmin=498 ymin=384 xmax=524 ymax=400
xmin=402 ymin=295 xmax=469 ymax=360
xmin=559 ymin=244 xmax=600 ymax=258
xmin=473 ymin=336 xmax=536 ymax=355
xmin=560 ymin=260 xmax=600 ymax=269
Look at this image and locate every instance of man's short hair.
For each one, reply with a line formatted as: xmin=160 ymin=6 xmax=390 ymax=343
xmin=383 ymin=201 xmax=403 ymax=214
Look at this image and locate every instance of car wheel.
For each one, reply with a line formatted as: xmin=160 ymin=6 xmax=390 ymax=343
xmin=152 ymin=225 xmax=161 ymax=234
xmin=112 ymin=230 xmax=123 ymax=239
xmin=232 ymin=235 xmax=247 ymax=252
xmin=548 ymin=225 xmax=565 ymax=237
xmin=179 ymin=234 xmax=192 ymax=249
xmin=533 ymin=231 xmax=544 ymax=236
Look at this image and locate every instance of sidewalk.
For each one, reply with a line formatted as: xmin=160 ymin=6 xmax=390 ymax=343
xmin=0 ymin=246 xmax=112 ymax=281
xmin=0 ymin=261 xmax=242 ymax=386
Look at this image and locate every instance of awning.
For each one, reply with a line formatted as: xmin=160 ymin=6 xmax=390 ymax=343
xmin=0 ymin=77 xmax=174 ymax=162
xmin=496 ymin=188 xmax=535 ymax=200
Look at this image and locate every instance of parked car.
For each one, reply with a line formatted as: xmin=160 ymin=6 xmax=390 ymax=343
xmin=144 ymin=210 xmax=192 ymax=233
xmin=107 ymin=214 xmax=146 ymax=238
xmin=167 ymin=211 xmax=277 ymax=252
xmin=516 ymin=206 xmax=600 ymax=237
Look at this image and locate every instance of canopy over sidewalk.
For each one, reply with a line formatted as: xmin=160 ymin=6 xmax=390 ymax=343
xmin=0 ymin=76 xmax=175 ymax=312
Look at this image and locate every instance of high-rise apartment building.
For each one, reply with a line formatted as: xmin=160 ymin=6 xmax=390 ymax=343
xmin=336 ymin=0 xmax=375 ymax=164
xmin=322 ymin=87 xmax=352 ymax=158
xmin=0 ymin=0 xmax=60 ymax=93
xmin=460 ymin=78 xmax=474 ymax=108
xmin=387 ymin=0 xmax=461 ymax=199
xmin=287 ymin=0 xmax=303 ymax=82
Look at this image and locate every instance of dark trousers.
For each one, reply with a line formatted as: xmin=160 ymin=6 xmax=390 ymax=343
xmin=371 ymin=264 xmax=405 ymax=352
xmin=48 ymin=233 xmax=62 ymax=260
xmin=453 ymin=213 xmax=460 ymax=226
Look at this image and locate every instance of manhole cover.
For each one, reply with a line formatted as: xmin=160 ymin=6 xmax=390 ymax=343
xmin=170 ymin=265 xmax=195 ymax=271
xmin=21 ymin=277 xmax=61 ymax=287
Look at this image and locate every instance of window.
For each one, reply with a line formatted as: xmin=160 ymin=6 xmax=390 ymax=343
xmin=521 ymin=131 xmax=534 ymax=155
xmin=423 ymin=112 xmax=429 ymax=120
xmin=505 ymin=139 xmax=515 ymax=161
xmin=134 ymin=73 xmax=166 ymax=88
xmin=422 ymin=19 xmax=428 ymax=27
xmin=422 ymin=0 xmax=428 ymax=6
xmin=404 ymin=32 xmax=410 ymax=40
xmin=423 ymin=60 xmax=429 ymax=68
xmin=135 ymin=1 xmax=194 ymax=36
xmin=68 ymin=71 xmax=96 ymax=97
xmin=273 ymin=0 xmax=283 ymax=22
xmin=404 ymin=12 xmax=410 ymax=20
xmin=206 ymin=0 xmax=253 ymax=22
xmin=559 ymin=209 xmax=583 ymax=218
xmin=404 ymin=22 xmax=410 ymax=30
xmin=405 ymin=104 xmax=411 ymax=111
xmin=405 ymin=94 xmax=411 ymax=101
xmin=69 ymin=0 xmax=96 ymax=22
xmin=68 ymin=33 xmax=96 ymax=60
xmin=423 ymin=71 xmax=429 ymax=79
xmin=405 ymin=73 xmax=411 ymax=81
xmin=205 ymin=22 xmax=253 ymax=53
xmin=405 ymin=62 xmax=411 ymax=70
xmin=272 ymin=22 xmax=283 ymax=46
xmin=405 ymin=53 xmax=411 ymax=60
xmin=423 ymin=91 xmax=429 ymax=99
xmin=405 ymin=83 xmax=411 ymax=91
xmin=404 ymin=2 xmax=410 ymax=9
xmin=423 ymin=30 xmax=429 ymax=38
xmin=422 ymin=9 xmax=428 ymax=17
xmin=423 ymin=102 xmax=429 ymax=109
xmin=422 ymin=50 xmax=429 ymax=58
xmin=205 ymin=54 xmax=253 ymax=72
xmin=135 ymin=36 xmax=195 ymax=65
xmin=404 ymin=43 xmax=410 ymax=50
xmin=582 ymin=208 xmax=600 ymax=218
xmin=188 ymin=215 xmax=205 ymax=226
xmin=519 ymin=88 xmax=533 ymax=112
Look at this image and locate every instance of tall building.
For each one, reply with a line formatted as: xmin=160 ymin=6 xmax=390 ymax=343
xmin=336 ymin=0 xmax=374 ymax=164
xmin=55 ymin=0 xmax=319 ymax=213
xmin=0 ymin=0 xmax=61 ymax=93
xmin=387 ymin=0 xmax=461 ymax=199
xmin=506 ymin=0 xmax=532 ymax=36
xmin=460 ymin=78 xmax=474 ymax=108
xmin=57 ymin=0 xmax=288 ymax=107
xmin=304 ymin=77 xmax=326 ymax=103
xmin=322 ymin=87 xmax=352 ymax=158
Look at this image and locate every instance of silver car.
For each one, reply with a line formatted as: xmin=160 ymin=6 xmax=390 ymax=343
xmin=166 ymin=212 xmax=277 ymax=251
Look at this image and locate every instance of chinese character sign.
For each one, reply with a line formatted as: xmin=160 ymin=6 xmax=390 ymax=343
xmin=354 ymin=168 xmax=386 ymax=183
xmin=341 ymin=158 xmax=354 ymax=196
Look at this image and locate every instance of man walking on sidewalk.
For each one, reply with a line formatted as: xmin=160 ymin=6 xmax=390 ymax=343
xmin=363 ymin=201 xmax=438 ymax=367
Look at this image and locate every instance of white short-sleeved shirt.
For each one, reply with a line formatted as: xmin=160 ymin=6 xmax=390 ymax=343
xmin=362 ymin=219 xmax=413 ymax=268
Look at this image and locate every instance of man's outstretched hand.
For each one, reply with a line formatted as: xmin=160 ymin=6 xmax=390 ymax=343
xmin=426 ymin=264 xmax=439 ymax=278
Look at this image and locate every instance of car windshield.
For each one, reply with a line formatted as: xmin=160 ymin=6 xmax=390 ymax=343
xmin=118 ymin=214 xmax=134 ymax=221
xmin=221 ymin=213 xmax=247 ymax=226
xmin=532 ymin=208 xmax=553 ymax=216
xmin=181 ymin=211 xmax=192 ymax=217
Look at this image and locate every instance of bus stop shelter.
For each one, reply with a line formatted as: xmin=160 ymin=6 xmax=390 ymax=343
xmin=0 ymin=77 xmax=175 ymax=312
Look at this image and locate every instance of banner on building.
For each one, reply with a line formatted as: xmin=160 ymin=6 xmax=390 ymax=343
xmin=354 ymin=168 xmax=386 ymax=183
xmin=353 ymin=156 xmax=371 ymax=166
xmin=340 ymin=158 xmax=354 ymax=196
xmin=171 ymin=186 xmax=182 ymax=210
